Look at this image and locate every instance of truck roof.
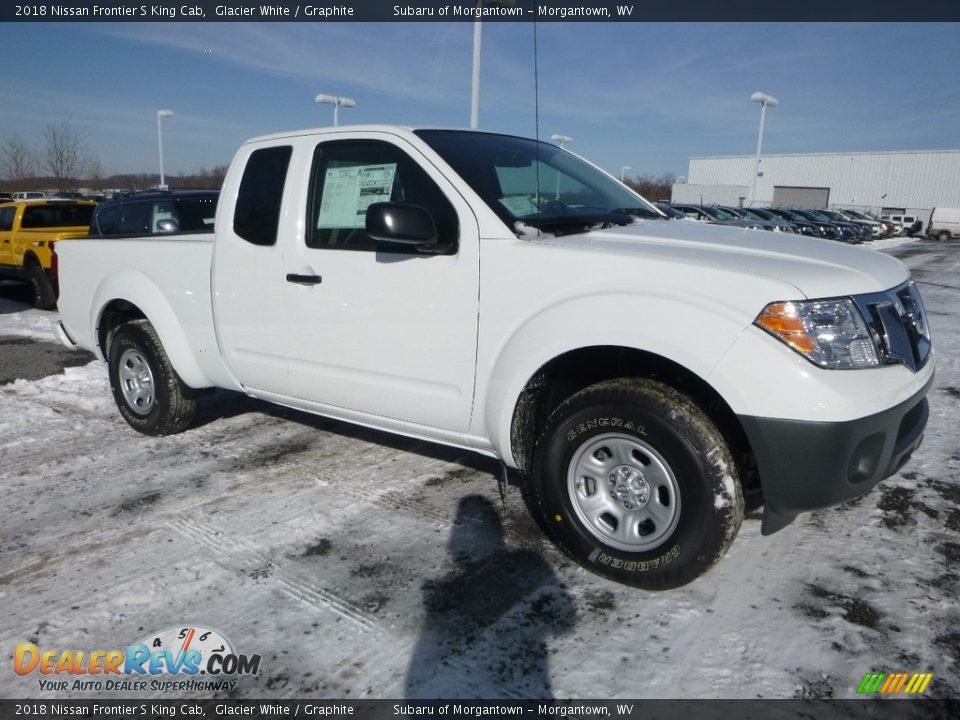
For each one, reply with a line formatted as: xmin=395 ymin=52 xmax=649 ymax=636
xmin=242 ymin=124 xmax=422 ymax=145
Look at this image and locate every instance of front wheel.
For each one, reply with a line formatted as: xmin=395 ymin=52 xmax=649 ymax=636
xmin=938 ymin=230 xmax=951 ymax=242
xmin=531 ymin=378 xmax=744 ymax=590
xmin=108 ymin=320 xmax=198 ymax=435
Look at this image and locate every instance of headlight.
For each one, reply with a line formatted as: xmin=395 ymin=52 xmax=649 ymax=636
xmin=755 ymin=298 xmax=880 ymax=369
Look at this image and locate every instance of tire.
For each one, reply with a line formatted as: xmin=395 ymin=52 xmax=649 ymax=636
xmin=107 ymin=320 xmax=198 ymax=435
xmin=531 ymin=378 xmax=743 ymax=590
xmin=27 ymin=263 xmax=57 ymax=310
xmin=938 ymin=230 xmax=951 ymax=242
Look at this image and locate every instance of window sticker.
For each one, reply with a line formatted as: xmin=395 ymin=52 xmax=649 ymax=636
xmin=498 ymin=194 xmax=541 ymax=218
xmin=317 ymin=163 xmax=397 ymax=229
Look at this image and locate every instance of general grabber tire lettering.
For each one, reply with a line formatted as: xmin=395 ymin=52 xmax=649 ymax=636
xmin=108 ymin=320 xmax=198 ymax=436
xmin=531 ymin=378 xmax=744 ymax=590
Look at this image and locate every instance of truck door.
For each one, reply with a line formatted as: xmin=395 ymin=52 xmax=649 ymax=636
xmin=211 ymin=144 xmax=294 ymax=396
xmin=281 ymin=136 xmax=480 ymax=433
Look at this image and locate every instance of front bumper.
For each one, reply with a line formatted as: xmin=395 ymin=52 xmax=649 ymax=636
xmin=739 ymin=374 xmax=932 ymax=534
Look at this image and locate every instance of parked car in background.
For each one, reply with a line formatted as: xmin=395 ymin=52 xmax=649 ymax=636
xmin=89 ymin=189 xmax=218 ymax=237
xmin=654 ymin=202 xmax=689 ymax=220
xmin=670 ymin=203 xmax=783 ymax=232
xmin=0 ymin=198 xmax=96 ymax=308
xmin=926 ymin=207 xmax=960 ymax=241
xmin=766 ymin=208 xmax=843 ymax=241
xmin=719 ymin=207 xmax=797 ymax=233
xmin=836 ymin=209 xmax=890 ymax=238
xmin=881 ymin=214 xmax=921 ymax=236
xmin=787 ymin=209 xmax=861 ymax=244
xmin=11 ymin=191 xmax=46 ymax=200
xmin=735 ymin=207 xmax=818 ymax=236
xmin=815 ymin=209 xmax=872 ymax=242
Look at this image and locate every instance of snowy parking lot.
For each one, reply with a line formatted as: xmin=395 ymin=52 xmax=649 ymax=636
xmin=0 ymin=237 xmax=957 ymax=700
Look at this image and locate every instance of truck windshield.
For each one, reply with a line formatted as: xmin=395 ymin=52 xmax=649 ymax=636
xmin=415 ymin=130 xmax=661 ymax=236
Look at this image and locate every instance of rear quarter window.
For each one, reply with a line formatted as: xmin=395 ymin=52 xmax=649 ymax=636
xmin=234 ymin=146 xmax=292 ymax=247
xmin=20 ymin=204 xmax=94 ymax=229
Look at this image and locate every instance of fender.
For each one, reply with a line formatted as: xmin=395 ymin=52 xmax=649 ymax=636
xmin=479 ymin=289 xmax=754 ymax=467
xmin=91 ymin=268 xmax=215 ymax=390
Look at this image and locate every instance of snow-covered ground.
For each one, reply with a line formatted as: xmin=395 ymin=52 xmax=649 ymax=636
xmin=0 ymin=238 xmax=957 ymax=700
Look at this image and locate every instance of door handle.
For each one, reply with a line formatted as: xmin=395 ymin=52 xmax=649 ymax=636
xmin=286 ymin=273 xmax=322 ymax=285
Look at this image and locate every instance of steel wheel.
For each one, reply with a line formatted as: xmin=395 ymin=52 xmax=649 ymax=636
xmin=567 ymin=432 xmax=681 ymax=553
xmin=118 ymin=347 xmax=156 ymax=415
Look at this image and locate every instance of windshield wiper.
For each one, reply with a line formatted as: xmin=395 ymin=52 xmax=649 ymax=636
xmin=519 ymin=213 xmax=639 ymax=237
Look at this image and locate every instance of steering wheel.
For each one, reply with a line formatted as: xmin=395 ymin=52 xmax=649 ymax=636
xmin=540 ymin=199 xmax=568 ymax=216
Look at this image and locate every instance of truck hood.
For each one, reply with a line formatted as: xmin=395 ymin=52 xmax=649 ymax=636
xmin=533 ymin=219 xmax=909 ymax=299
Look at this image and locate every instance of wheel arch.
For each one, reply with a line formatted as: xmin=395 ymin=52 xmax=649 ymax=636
xmin=506 ymin=345 xmax=757 ymax=498
xmin=92 ymin=270 xmax=213 ymax=389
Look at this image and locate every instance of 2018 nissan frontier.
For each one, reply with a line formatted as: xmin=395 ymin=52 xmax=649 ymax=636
xmin=55 ymin=126 xmax=934 ymax=589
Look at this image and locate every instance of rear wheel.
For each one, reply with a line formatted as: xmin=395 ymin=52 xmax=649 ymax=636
xmin=27 ymin=263 xmax=57 ymax=310
xmin=531 ymin=378 xmax=744 ymax=590
xmin=108 ymin=320 xmax=197 ymax=435
xmin=938 ymin=230 xmax=951 ymax=242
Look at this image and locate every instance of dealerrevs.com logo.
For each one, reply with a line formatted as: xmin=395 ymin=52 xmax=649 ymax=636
xmin=13 ymin=625 xmax=261 ymax=693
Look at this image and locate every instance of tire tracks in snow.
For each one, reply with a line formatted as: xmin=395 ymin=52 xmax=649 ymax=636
xmin=169 ymin=517 xmax=378 ymax=633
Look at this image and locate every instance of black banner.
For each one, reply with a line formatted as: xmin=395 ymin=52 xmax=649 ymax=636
xmin=0 ymin=699 xmax=958 ymax=720
xmin=3 ymin=1 xmax=960 ymax=23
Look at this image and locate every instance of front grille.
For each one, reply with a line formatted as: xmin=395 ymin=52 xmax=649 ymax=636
xmin=854 ymin=281 xmax=932 ymax=372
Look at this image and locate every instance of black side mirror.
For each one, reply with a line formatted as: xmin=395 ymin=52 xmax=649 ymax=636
xmin=366 ymin=202 xmax=438 ymax=247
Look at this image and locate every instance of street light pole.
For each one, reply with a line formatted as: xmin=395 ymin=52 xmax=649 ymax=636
xmin=748 ymin=91 xmax=778 ymax=206
xmin=156 ymin=109 xmax=174 ymax=190
xmin=471 ymin=15 xmax=482 ymax=129
xmin=470 ymin=0 xmax=513 ymax=129
xmin=620 ymin=166 xmax=631 ymax=183
xmin=315 ymin=94 xmax=357 ymax=126
xmin=550 ymin=134 xmax=572 ymax=199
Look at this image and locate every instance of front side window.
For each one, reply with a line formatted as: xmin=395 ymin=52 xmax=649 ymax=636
xmin=118 ymin=201 xmax=151 ymax=235
xmin=150 ymin=201 xmax=179 ymax=233
xmin=306 ymin=141 xmax=458 ymax=251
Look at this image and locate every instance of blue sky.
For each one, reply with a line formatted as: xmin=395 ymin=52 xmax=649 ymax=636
xmin=2 ymin=22 xmax=958 ymax=180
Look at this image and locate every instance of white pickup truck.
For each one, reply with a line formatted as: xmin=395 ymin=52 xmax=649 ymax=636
xmin=56 ymin=126 xmax=934 ymax=590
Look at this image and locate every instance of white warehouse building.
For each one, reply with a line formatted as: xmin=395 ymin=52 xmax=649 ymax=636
xmin=671 ymin=149 xmax=960 ymax=224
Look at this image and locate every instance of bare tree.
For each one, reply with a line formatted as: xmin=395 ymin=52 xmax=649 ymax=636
xmin=41 ymin=122 xmax=91 ymax=192
xmin=625 ymin=172 xmax=677 ymax=204
xmin=1 ymin=134 xmax=39 ymax=189
xmin=87 ymin=159 xmax=106 ymax=192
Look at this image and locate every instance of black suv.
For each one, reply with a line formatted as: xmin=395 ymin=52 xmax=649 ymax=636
xmin=90 ymin=189 xmax=218 ymax=237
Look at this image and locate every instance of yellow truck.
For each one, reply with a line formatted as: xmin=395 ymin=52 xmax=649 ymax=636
xmin=0 ymin=199 xmax=96 ymax=309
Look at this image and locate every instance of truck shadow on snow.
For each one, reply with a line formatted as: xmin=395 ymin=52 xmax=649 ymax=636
xmin=403 ymin=495 xmax=577 ymax=699
xmin=191 ymin=392 xmax=578 ymax=698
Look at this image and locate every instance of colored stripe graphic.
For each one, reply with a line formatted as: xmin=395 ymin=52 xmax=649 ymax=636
xmin=857 ymin=673 xmax=885 ymax=693
xmin=857 ymin=672 xmax=933 ymax=694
